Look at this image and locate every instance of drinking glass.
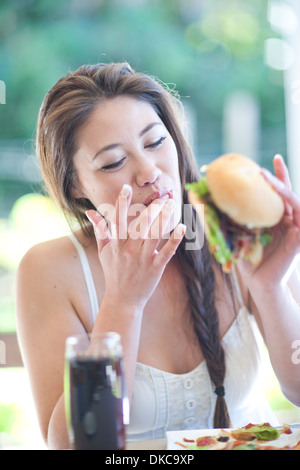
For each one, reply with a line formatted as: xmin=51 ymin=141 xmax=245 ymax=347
xmin=64 ymin=332 xmax=129 ymax=450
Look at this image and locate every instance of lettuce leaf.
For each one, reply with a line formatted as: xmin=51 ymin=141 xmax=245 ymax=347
xmin=236 ymin=424 xmax=280 ymax=441
xmin=260 ymin=231 xmax=273 ymax=247
xmin=204 ymin=204 xmax=232 ymax=265
xmin=186 ymin=177 xmax=209 ymax=200
xmin=250 ymin=426 xmax=280 ymax=440
xmin=186 ymin=178 xmax=232 ymax=265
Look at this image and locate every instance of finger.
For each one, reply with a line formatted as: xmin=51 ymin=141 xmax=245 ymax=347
xmin=261 ymin=170 xmax=300 ymax=228
xmin=128 ymin=194 xmax=170 ymax=241
xmin=115 ymin=184 xmax=132 ymax=240
xmin=148 ymin=198 xmax=176 ymax=240
xmin=272 ymin=154 xmax=293 ymax=217
xmin=153 ymin=223 xmax=186 ymax=269
xmin=142 ymin=198 xmax=176 ymax=256
xmin=273 ymin=154 xmax=292 ymax=190
xmin=85 ymin=210 xmax=111 ymax=250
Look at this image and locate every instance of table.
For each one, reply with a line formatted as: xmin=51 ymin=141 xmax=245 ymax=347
xmin=126 ymin=439 xmax=166 ymax=450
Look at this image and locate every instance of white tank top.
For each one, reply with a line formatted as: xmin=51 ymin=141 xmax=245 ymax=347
xmin=69 ymin=234 xmax=277 ymax=441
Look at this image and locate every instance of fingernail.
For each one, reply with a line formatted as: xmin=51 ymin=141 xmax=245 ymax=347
xmin=86 ymin=210 xmax=109 ymax=240
xmin=85 ymin=210 xmax=101 ymax=226
xmin=180 ymin=223 xmax=187 ymax=236
xmin=121 ymin=184 xmax=131 ymax=197
xmin=85 ymin=210 xmax=95 ymax=225
xmin=174 ymin=223 xmax=186 ymax=239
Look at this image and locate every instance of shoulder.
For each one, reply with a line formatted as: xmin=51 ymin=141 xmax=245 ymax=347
xmin=19 ymin=235 xmax=74 ymax=268
xmin=17 ymin=236 xmax=74 ymax=290
xmin=16 ymin=236 xmax=78 ymax=309
xmin=16 ymin=232 xmax=99 ymax=308
xmin=17 ymin=231 xmax=95 ymax=280
xmin=16 ymin=231 xmax=101 ymax=330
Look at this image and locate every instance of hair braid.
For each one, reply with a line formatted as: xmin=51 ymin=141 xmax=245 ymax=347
xmin=177 ymin=191 xmax=232 ymax=428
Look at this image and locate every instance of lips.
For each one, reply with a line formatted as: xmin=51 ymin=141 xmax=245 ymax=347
xmin=143 ymin=188 xmax=174 ymax=207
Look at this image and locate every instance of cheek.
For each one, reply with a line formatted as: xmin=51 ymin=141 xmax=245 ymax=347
xmin=164 ymin=150 xmax=182 ymax=226
xmin=78 ymin=170 xmax=119 ymax=206
xmin=170 ymin=145 xmax=181 ymax=183
xmin=165 ymin=144 xmax=181 ymax=196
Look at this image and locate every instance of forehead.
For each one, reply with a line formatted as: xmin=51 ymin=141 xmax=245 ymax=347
xmin=77 ymin=95 xmax=162 ymax=143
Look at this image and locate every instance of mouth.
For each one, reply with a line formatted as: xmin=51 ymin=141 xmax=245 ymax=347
xmin=143 ymin=188 xmax=174 ymax=207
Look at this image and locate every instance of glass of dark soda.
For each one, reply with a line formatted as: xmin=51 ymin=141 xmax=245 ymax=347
xmin=64 ymin=332 xmax=129 ymax=450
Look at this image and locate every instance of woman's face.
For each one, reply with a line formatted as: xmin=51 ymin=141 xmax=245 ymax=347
xmin=73 ymin=95 xmax=182 ymax=231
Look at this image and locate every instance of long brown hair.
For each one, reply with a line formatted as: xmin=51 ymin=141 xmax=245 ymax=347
xmin=36 ymin=62 xmax=232 ymax=428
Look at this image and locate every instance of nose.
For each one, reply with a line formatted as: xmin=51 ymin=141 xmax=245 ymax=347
xmin=135 ymin=157 xmax=161 ymax=187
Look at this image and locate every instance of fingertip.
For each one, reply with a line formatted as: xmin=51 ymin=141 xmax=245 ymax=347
xmin=120 ymin=184 xmax=132 ymax=198
xmin=273 ymin=154 xmax=286 ymax=174
xmin=173 ymin=223 xmax=187 ymax=240
xmin=85 ymin=209 xmax=103 ymax=226
xmin=85 ymin=210 xmax=110 ymax=242
xmin=181 ymin=223 xmax=187 ymax=235
xmin=274 ymin=154 xmax=288 ymax=172
xmin=274 ymin=153 xmax=284 ymax=162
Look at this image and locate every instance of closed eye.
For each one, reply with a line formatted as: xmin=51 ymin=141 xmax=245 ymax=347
xmin=101 ymin=157 xmax=126 ymax=171
xmin=146 ymin=136 xmax=166 ymax=149
xmin=100 ymin=136 xmax=166 ymax=170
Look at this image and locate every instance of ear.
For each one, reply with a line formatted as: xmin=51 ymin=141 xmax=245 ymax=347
xmin=70 ymin=174 xmax=87 ymax=199
xmin=71 ymin=187 xmax=86 ymax=199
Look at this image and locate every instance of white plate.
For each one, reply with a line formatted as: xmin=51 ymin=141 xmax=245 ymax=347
xmin=166 ymin=425 xmax=300 ymax=450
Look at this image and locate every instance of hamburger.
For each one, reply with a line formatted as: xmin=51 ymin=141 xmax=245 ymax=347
xmin=186 ymin=153 xmax=284 ymax=272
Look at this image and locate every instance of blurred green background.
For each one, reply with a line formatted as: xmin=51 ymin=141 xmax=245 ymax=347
xmin=1 ymin=0 xmax=300 ymax=449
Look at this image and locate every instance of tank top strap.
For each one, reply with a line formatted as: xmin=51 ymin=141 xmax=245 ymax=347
xmin=68 ymin=233 xmax=99 ymax=323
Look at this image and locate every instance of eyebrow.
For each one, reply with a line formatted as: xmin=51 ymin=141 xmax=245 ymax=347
xmin=92 ymin=122 xmax=163 ymax=161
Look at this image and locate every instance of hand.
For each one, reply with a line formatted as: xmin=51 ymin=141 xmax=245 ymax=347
xmin=86 ymin=184 xmax=186 ymax=310
xmin=239 ymin=154 xmax=300 ymax=290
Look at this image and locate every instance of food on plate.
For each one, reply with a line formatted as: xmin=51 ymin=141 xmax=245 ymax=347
xmin=230 ymin=422 xmax=280 ymax=441
xmin=174 ymin=423 xmax=300 ymax=450
xmin=186 ymin=153 xmax=284 ymax=272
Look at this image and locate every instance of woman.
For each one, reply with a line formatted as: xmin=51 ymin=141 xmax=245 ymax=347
xmin=16 ymin=62 xmax=300 ymax=450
